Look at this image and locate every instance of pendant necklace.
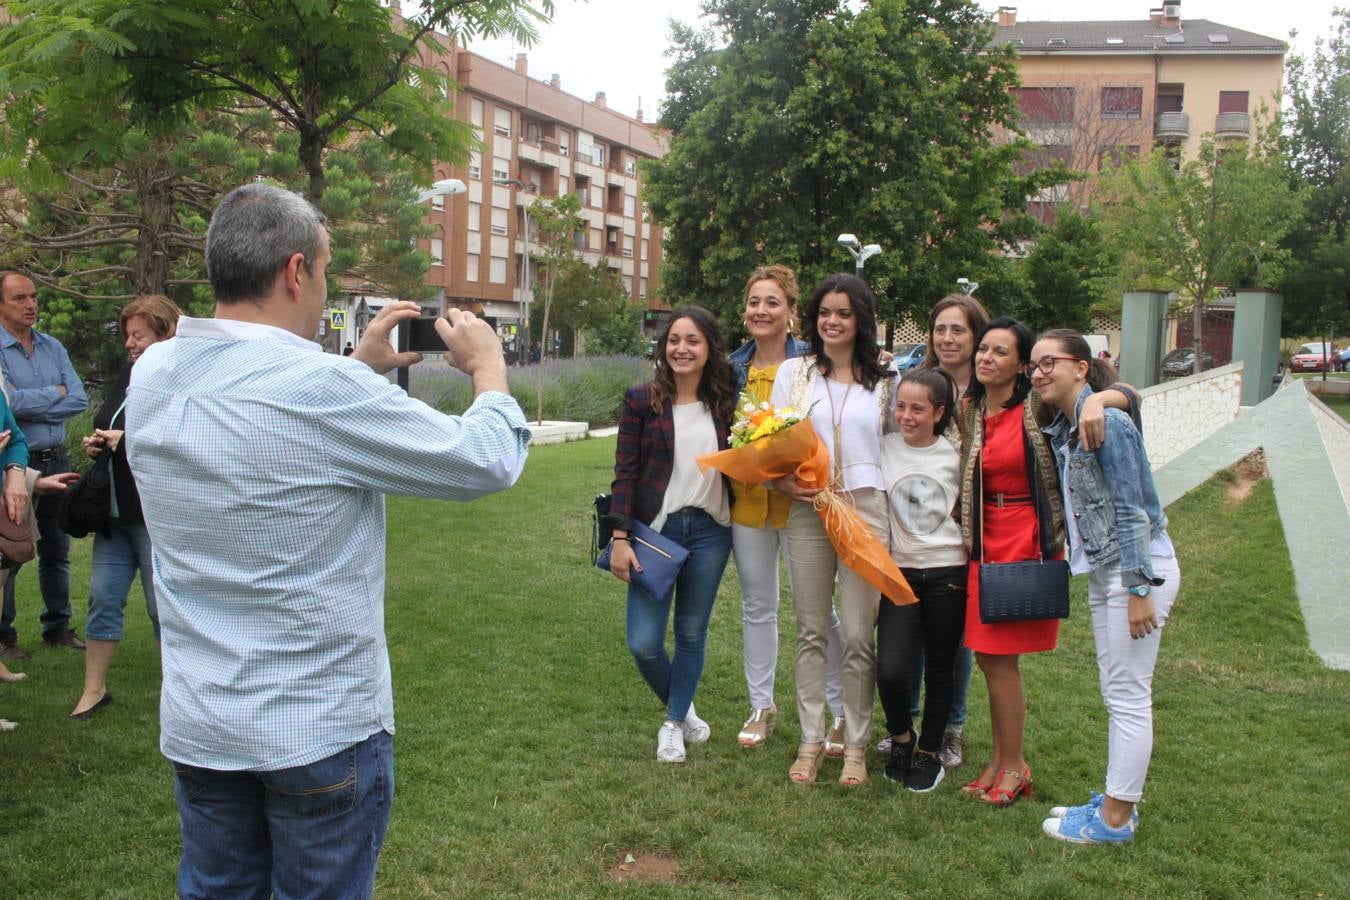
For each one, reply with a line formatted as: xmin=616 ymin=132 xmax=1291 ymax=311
xmin=826 ymin=375 xmax=855 ymax=486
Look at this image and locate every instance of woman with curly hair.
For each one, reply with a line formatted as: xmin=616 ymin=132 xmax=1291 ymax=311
xmin=606 ymin=306 xmax=737 ymax=764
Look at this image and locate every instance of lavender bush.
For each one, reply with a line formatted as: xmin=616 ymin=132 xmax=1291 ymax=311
xmin=407 ymin=354 xmax=653 ymax=426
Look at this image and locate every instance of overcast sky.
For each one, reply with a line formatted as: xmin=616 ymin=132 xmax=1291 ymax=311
xmin=463 ymin=1 xmax=1341 ymax=121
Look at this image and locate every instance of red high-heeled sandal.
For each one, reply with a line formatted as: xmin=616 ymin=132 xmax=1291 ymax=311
xmin=961 ymin=767 xmax=996 ymax=797
xmin=979 ymin=767 xmax=1033 ymax=807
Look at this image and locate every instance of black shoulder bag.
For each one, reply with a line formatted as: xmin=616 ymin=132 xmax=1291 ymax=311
xmin=976 ymin=414 xmax=1070 ymax=624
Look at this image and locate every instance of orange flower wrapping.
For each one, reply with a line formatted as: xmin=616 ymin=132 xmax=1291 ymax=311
xmin=698 ymin=420 xmax=917 ymax=606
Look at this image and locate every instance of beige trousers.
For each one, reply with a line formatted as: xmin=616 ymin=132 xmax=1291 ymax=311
xmin=785 ymin=488 xmax=888 ymax=748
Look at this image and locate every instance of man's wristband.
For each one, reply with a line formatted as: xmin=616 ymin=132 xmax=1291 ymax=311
xmin=4 ymin=463 xmax=24 ymax=473
xmin=611 ymin=536 xmax=629 ymax=542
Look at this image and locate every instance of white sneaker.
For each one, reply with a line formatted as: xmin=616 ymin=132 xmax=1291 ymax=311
xmin=657 ymin=722 xmax=686 ymax=763
xmin=682 ymin=705 xmax=711 ymax=744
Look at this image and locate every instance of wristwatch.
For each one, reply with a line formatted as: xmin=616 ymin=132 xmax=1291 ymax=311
xmin=1128 ymin=585 xmax=1151 ymax=597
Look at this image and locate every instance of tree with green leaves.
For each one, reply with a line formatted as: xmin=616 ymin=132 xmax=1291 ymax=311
xmin=525 ymin=192 xmax=586 ymax=421
xmin=643 ymin=0 xmax=1057 ymax=338
xmin=0 ymin=0 xmax=552 ymax=205
xmin=1097 ymin=138 xmax=1303 ymax=373
xmin=541 ymin=260 xmax=638 ymax=357
xmin=1015 ymin=209 xmax=1117 ymax=333
xmin=1279 ymin=8 xmax=1350 ymax=343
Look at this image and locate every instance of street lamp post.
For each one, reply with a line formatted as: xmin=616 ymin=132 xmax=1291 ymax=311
xmin=494 ymin=177 xmax=531 ymax=361
xmin=397 ymin=178 xmax=468 ymax=391
xmin=837 ymin=233 xmax=882 ymax=280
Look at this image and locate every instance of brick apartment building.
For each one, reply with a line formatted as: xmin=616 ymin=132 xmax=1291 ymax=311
xmin=338 ymin=3 xmax=668 ymax=352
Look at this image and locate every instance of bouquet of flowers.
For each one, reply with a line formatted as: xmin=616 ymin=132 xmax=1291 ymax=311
xmin=729 ymin=398 xmax=808 ymax=448
xmin=699 ymin=398 xmax=916 ymax=606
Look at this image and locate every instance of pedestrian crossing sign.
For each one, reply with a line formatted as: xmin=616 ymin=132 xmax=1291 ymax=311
xmin=329 ymin=310 xmax=347 ymax=330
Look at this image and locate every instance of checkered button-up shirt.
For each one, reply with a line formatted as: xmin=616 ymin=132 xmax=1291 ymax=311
xmin=127 ymin=317 xmax=530 ymax=771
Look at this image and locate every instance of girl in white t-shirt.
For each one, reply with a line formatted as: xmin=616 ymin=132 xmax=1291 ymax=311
xmin=876 ymin=367 xmax=968 ymax=793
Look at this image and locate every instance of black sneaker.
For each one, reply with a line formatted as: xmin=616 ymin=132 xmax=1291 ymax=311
xmin=883 ymin=731 xmax=915 ymax=783
xmin=904 ymin=750 xmax=946 ymax=793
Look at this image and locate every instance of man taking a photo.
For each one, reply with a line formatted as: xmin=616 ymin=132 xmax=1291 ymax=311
xmin=128 ymin=183 xmax=530 ymax=898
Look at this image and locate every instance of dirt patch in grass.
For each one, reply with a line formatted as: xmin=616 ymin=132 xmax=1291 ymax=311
xmin=1226 ymin=450 xmax=1267 ymax=504
xmin=605 ymin=850 xmax=680 ymax=884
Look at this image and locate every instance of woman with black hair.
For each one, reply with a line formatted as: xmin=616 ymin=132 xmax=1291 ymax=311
xmin=607 ymin=306 xmax=737 ymax=764
xmin=955 ymin=317 xmax=1058 ymax=806
xmin=771 ymin=273 xmax=895 ymax=787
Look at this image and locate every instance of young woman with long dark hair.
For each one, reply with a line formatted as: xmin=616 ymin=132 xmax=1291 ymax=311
xmin=771 ymin=273 xmax=894 ymax=787
xmin=1032 ymin=329 xmax=1179 ymax=844
xmin=607 ymin=306 xmax=737 ymax=764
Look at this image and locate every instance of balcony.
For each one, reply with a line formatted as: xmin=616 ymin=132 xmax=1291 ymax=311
xmin=1214 ymin=112 xmax=1251 ymax=139
xmin=1154 ymin=111 xmax=1189 ymax=140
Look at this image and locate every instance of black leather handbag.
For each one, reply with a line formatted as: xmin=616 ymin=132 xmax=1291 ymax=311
xmin=59 ymin=452 xmax=115 ymax=539
xmin=591 ymin=493 xmax=613 ymax=564
xmin=976 ymin=418 xmax=1070 ymax=625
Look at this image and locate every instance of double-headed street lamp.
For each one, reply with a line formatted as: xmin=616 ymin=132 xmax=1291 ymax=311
xmin=837 ymin=233 xmax=882 ymax=280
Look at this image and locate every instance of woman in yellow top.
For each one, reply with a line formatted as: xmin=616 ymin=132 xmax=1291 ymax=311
xmin=726 ymin=265 xmax=846 ymax=751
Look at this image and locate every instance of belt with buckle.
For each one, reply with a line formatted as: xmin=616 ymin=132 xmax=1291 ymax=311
xmin=984 ymin=492 xmax=1032 ymax=508
xmin=30 ymin=448 xmax=64 ymax=463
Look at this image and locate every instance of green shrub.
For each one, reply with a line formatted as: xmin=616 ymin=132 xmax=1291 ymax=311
xmin=408 ymin=354 xmax=651 ymax=426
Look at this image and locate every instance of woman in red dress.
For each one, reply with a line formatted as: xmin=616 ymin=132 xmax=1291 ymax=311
xmin=957 ymin=317 xmax=1065 ymax=807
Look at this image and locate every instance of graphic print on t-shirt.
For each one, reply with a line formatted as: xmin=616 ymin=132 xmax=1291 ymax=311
xmin=889 ymin=473 xmax=949 ymax=536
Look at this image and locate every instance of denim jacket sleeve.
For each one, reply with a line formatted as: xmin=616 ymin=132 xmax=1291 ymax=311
xmin=1093 ymin=410 xmax=1157 ymax=587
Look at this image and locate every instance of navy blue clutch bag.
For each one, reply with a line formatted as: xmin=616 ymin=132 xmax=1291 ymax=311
xmin=595 ymin=519 xmax=690 ymax=604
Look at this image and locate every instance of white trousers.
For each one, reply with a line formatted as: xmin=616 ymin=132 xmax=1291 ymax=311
xmin=1088 ymin=553 xmax=1181 ymax=803
xmin=731 ymin=522 xmax=844 ymax=714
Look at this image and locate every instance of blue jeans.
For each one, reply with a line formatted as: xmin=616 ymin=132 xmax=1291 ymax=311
xmin=86 ymin=521 xmax=160 ymax=641
xmin=172 ymin=730 xmax=394 ymax=900
xmin=908 ymin=645 xmax=973 ymax=727
xmin=1 ymin=449 xmax=72 ymax=641
xmin=625 ymin=509 xmax=732 ymax=722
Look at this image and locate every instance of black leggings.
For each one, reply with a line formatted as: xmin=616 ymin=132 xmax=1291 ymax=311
xmin=876 ymin=564 xmax=968 ymax=754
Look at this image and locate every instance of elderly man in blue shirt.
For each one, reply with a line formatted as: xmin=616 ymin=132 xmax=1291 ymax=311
xmin=0 ymin=269 xmax=88 ymax=659
xmin=126 ymin=183 xmax=531 ymax=899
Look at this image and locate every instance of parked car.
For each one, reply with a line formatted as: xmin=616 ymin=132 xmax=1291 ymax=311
xmin=891 ymin=343 xmax=927 ymax=372
xmin=1339 ymin=347 xmax=1350 ymax=372
xmin=1161 ymin=348 xmax=1215 ymax=377
xmin=1290 ymin=342 xmax=1340 ymax=373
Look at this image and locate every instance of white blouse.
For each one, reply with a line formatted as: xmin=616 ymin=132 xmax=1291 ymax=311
xmin=772 ymin=357 xmax=885 ymax=493
xmin=652 ymin=401 xmax=731 ymax=531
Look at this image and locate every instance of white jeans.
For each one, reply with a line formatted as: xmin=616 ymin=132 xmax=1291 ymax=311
xmin=732 ymin=522 xmax=844 ymax=715
xmin=1088 ymin=553 xmax=1181 ymax=803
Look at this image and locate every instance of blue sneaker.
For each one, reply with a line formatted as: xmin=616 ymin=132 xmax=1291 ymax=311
xmin=1042 ymin=804 xmax=1137 ymax=845
xmin=1049 ymin=792 xmax=1140 ymax=828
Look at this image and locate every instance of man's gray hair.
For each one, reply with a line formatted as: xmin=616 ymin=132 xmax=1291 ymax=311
xmin=206 ymin=183 xmax=327 ymax=303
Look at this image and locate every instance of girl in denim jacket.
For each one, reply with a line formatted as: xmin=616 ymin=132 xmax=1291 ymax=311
xmin=1030 ymin=329 xmax=1181 ymax=845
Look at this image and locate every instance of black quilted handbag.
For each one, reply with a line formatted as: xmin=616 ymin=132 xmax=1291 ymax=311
xmin=975 ymin=416 xmax=1070 ymax=625
xmin=978 ymin=557 xmax=1070 ymax=623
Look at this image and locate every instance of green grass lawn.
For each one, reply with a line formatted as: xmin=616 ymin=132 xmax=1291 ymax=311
xmin=2 ymin=439 xmax=1347 ymax=897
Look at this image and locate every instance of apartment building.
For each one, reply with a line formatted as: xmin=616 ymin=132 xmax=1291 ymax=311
xmin=419 ymin=50 xmax=666 ymax=339
xmin=336 ymin=4 xmax=667 ymax=351
xmin=991 ymin=2 xmax=1286 ymax=215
